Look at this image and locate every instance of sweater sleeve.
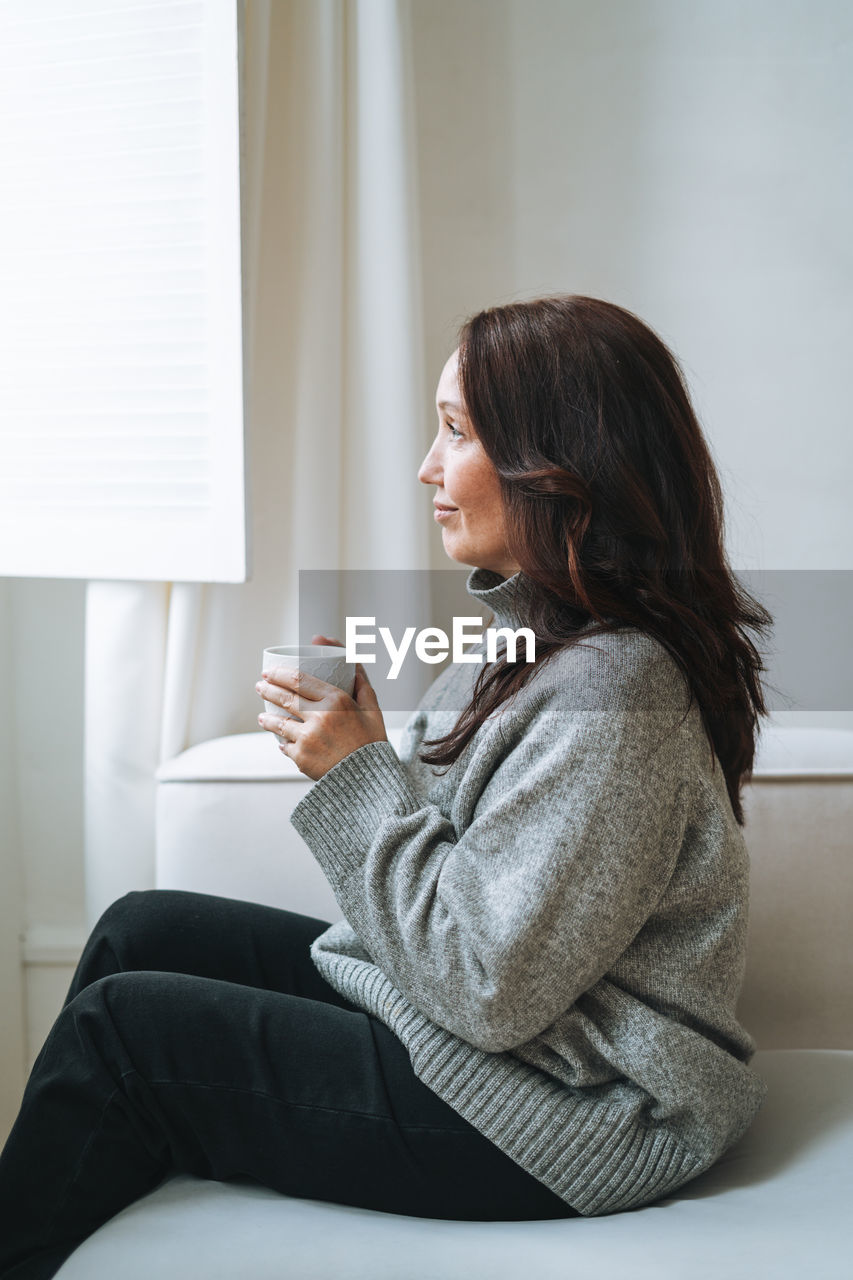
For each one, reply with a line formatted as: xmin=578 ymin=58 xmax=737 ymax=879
xmin=289 ymin=696 xmax=692 ymax=1054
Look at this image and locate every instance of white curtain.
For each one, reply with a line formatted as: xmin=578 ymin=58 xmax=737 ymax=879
xmin=83 ymin=0 xmax=431 ymax=925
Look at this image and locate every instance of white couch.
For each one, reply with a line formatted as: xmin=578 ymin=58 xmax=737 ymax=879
xmin=56 ymin=721 xmax=853 ymax=1278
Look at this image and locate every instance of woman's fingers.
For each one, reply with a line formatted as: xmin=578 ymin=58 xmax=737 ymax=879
xmin=311 ymin=633 xmax=344 ymax=648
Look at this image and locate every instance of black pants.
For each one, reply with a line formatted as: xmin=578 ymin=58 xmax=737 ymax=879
xmin=0 ymin=890 xmax=577 ymax=1279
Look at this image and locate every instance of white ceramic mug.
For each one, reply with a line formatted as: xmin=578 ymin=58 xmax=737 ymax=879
xmin=260 ymin=644 xmax=356 ymax=726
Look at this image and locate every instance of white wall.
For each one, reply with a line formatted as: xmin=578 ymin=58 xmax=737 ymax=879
xmin=412 ymin=0 xmax=852 ymax=573
xmin=3 ymin=0 xmax=851 ymax=1108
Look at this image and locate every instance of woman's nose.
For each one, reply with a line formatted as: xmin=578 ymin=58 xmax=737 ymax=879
xmin=418 ymin=441 xmax=441 ymax=486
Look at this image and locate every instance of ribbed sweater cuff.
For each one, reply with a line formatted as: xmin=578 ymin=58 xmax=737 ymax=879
xmin=289 ymin=738 xmax=422 ymax=879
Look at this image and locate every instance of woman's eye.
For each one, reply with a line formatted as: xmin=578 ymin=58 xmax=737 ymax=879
xmin=446 ymin=422 xmax=463 ymax=439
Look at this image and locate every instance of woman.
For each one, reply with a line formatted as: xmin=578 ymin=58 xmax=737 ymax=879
xmin=0 ymin=295 xmax=772 ymax=1277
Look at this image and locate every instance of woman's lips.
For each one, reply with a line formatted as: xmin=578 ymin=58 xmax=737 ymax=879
xmin=434 ymin=506 xmax=458 ymax=521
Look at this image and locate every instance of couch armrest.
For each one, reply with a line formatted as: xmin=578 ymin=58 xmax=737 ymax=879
xmin=155 ymin=728 xmax=405 ymax=919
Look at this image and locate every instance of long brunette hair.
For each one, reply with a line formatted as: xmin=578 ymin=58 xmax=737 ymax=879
xmin=418 ymin=295 xmax=772 ymax=825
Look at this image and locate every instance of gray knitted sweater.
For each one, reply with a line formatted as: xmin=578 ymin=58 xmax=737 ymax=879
xmin=290 ymin=566 xmax=767 ymax=1217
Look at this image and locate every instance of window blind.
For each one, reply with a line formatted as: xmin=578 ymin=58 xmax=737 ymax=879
xmin=0 ymin=0 xmax=248 ymax=582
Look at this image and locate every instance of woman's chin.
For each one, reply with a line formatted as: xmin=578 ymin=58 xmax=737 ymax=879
xmin=440 ymin=534 xmax=466 ymax=560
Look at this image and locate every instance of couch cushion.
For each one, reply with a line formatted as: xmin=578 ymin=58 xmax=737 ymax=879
xmin=56 ymin=1050 xmax=852 ymax=1279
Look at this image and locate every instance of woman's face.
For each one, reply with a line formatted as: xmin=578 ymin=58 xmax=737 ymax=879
xmin=418 ymin=349 xmax=521 ymax=578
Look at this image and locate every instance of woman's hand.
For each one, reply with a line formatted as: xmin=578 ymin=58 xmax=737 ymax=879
xmin=255 ymin=633 xmax=388 ymax=781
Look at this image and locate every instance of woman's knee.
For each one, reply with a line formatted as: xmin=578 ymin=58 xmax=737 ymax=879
xmin=63 ymin=892 xmax=193 ymax=1011
xmin=62 ymin=970 xmax=188 ymax=1081
xmin=92 ymin=889 xmax=179 ymax=948
xmin=80 ymin=890 xmax=188 ymax=984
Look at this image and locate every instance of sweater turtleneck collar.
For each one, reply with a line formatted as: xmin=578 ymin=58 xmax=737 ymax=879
xmin=464 ymin=566 xmax=539 ymax=631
